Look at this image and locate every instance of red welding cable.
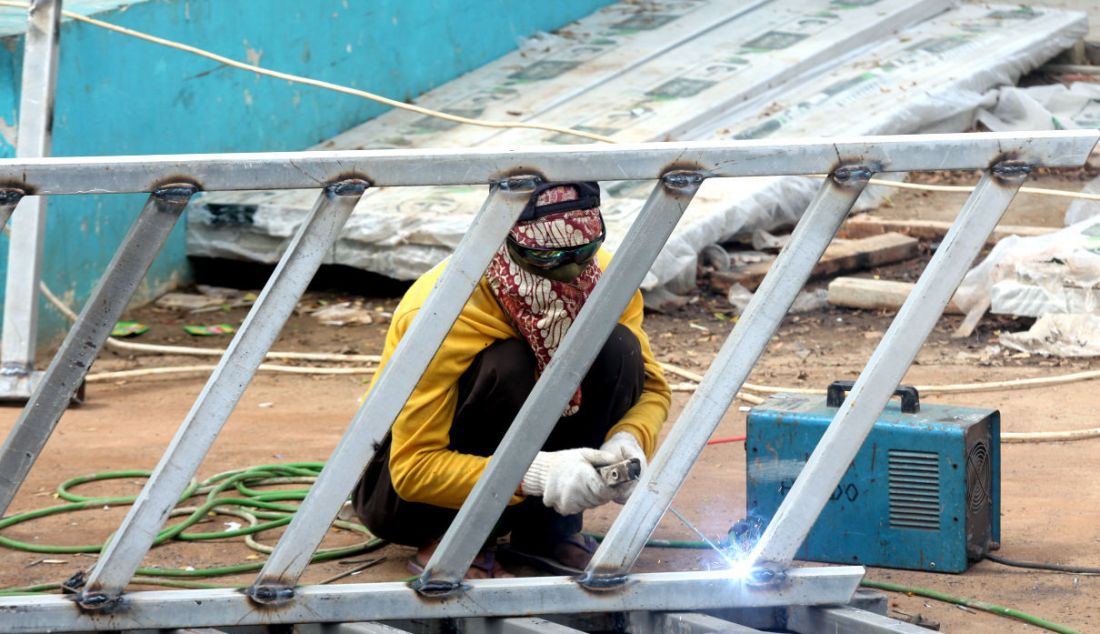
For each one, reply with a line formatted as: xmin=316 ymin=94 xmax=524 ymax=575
xmin=706 ymin=436 xmax=746 ymax=445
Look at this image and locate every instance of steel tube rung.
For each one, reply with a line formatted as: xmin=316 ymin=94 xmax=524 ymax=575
xmin=585 ymin=167 xmax=871 ymax=578
xmin=750 ymin=167 xmax=1026 ymax=569
xmin=250 ymin=178 xmax=538 ymax=592
xmin=77 ymin=180 xmax=368 ymax=606
xmin=0 ymin=567 xmax=864 ymax=632
xmin=1 ymin=0 xmax=63 ymax=379
xmin=419 ymin=172 xmax=702 ymax=590
xmin=0 ymin=185 xmax=196 ymax=517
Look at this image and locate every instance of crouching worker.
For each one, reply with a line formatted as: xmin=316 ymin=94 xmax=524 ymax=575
xmin=353 ymin=181 xmax=670 ymax=578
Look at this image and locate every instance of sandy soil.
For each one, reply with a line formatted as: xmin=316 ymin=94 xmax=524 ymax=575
xmin=0 ymin=169 xmax=1098 ymax=633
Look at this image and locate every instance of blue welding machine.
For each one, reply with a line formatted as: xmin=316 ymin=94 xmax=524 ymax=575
xmin=745 ymin=382 xmax=999 ymax=573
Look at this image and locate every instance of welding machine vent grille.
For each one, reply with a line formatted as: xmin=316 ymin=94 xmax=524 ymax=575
xmin=967 ymin=440 xmax=992 ymax=513
xmin=888 ymin=450 xmax=941 ymax=530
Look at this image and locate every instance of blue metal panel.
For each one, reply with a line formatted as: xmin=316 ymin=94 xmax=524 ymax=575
xmin=746 ymin=392 xmax=999 ymax=573
xmin=0 ymin=0 xmax=612 ymax=344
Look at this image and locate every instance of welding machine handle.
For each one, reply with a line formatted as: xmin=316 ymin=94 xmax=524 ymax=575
xmin=826 ymin=380 xmax=920 ymax=413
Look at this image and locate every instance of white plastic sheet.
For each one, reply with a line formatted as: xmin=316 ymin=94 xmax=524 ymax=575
xmin=1000 ymin=314 xmax=1100 ymax=357
xmin=954 ymin=216 xmax=1100 ymax=319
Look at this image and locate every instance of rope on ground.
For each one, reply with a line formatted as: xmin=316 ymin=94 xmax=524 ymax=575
xmin=867 ymin=177 xmax=1100 ymax=202
xmin=86 ymin=363 xmax=374 ymax=382
xmin=661 ymin=362 xmax=1100 ymax=443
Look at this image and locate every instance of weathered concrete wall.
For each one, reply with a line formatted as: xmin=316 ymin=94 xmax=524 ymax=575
xmin=0 ymin=0 xmax=610 ymax=346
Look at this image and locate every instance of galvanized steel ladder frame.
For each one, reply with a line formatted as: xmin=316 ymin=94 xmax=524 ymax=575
xmin=0 ymin=131 xmax=1095 ymax=632
xmin=0 ymin=0 xmax=62 ymax=401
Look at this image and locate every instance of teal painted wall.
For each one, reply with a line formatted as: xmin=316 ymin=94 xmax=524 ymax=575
xmin=0 ymin=0 xmax=610 ymax=348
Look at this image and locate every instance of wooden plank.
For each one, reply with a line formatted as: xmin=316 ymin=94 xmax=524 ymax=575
xmin=841 ymin=215 xmax=1054 ymax=244
xmin=827 ymin=276 xmax=963 ymax=314
xmin=709 ymin=233 xmax=919 ymax=292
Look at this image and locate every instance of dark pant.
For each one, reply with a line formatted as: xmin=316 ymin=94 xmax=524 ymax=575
xmin=353 ymin=323 xmax=645 ymax=548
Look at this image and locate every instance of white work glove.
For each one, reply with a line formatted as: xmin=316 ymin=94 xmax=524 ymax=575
xmin=521 ymin=448 xmax=618 ymax=516
xmin=599 ymin=431 xmax=647 ymax=504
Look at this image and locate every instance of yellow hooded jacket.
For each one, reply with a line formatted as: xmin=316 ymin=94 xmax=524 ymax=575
xmin=366 ymin=250 xmax=671 ymax=510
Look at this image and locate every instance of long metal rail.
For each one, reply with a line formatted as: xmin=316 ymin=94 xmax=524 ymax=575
xmin=0 ymin=132 xmax=1094 ymax=633
xmin=2 ymin=132 xmax=1093 ymax=192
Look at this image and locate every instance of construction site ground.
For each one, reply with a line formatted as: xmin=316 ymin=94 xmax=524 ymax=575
xmin=1 ymin=170 xmax=1098 ymax=633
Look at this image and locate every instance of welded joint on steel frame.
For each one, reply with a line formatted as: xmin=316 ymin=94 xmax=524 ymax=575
xmin=497 ymin=173 xmax=546 ymax=192
xmin=0 ymin=188 xmax=25 ymax=209
xmin=661 ymin=169 xmax=706 ymax=190
xmin=152 ymin=183 xmax=202 ymax=207
xmin=830 ymin=164 xmax=875 ymax=187
xmin=990 ymin=158 xmax=1032 ymax=184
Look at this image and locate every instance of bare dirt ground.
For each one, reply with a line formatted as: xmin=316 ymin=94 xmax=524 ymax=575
xmin=1 ymin=170 xmax=1098 ymax=633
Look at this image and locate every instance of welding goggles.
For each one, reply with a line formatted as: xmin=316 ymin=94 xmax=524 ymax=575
xmin=508 ymin=216 xmax=606 ymax=269
xmin=508 ymin=182 xmax=605 ymax=269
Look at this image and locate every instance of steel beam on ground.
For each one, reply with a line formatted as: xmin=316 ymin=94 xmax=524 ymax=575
xmin=0 ymin=567 xmax=864 ymax=633
xmin=463 ymin=617 xmax=588 ymax=634
xmin=0 ymin=185 xmax=195 ymax=517
xmin=322 ymin=624 xmax=416 ymax=634
xmin=787 ymin=605 xmax=933 ymax=633
xmin=76 ymin=181 xmax=367 ymax=607
xmin=1 ymin=0 xmax=62 ymax=385
xmin=585 ymin=167 xmax=870 ymax=578
xmin=250 ymin=179 xmax=536 ymax=593
xmin=419 ymin=173 xmax=701 ymax=590
xmin=0 ymin=132 xmax=1095 ymax=194
xmin=631 ymin=611 xmax=766 ymax=633
xmin=750 ymin=166 xmax=1026 ymax=570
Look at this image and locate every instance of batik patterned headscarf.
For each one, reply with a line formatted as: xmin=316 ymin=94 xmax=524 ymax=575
xmin=486 ymin=185 xmax=604 ymax=416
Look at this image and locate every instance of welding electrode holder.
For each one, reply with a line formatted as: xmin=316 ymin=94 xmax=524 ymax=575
xmin=598 ymin=457 xmax=641 ymax=487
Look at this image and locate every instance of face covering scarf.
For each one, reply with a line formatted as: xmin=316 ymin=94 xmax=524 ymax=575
xmin=486 ymin=185 xmax=604 ymax=416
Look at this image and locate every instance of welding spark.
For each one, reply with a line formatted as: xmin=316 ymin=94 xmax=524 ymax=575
xmin=667 ymin=506 xmax=757 ymax=582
